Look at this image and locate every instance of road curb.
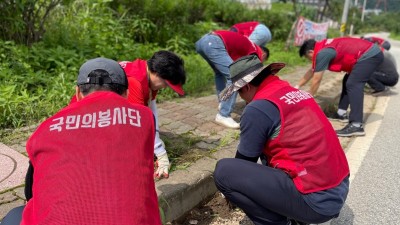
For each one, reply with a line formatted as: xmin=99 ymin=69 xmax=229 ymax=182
xmin=156 ymin=142 xmax=236 ymax=223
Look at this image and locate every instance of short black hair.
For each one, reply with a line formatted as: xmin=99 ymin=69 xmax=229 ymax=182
xmin=299 ymin=39 xmax=316 ymax=57
xmin=78 ymin=69 xmax=127 ymax=96
xmin=147 ymin=50 xmax=186 ymax=85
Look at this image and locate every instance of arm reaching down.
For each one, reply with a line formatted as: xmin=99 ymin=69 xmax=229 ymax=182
xmin=149 ymin=99 xmax=170 ymax=179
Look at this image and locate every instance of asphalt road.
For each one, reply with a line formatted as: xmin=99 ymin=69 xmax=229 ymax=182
xmin=332 ymin=33 xmax=400 ymax=225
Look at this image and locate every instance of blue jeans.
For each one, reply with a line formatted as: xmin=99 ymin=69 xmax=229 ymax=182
xmin=195 ymin=33 xmax=238 ymax=117
xmin=1 ymin=205 xmax=24 ymax=225
xmin=249 ymin=24 xmax=272 ymax=46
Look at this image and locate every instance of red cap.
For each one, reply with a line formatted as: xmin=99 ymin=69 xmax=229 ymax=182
xmin=165 ymin=80 xmax=185 ymax=96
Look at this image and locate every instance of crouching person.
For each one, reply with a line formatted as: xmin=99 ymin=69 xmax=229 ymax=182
xmin=214 ymin=55 xmax=350 ymax=225
xmin=2 ymin=58 xmax=161 ymax=225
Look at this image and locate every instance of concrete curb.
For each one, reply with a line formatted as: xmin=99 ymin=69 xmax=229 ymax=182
xmin=156 ymin=142 xmax=236 ymax=222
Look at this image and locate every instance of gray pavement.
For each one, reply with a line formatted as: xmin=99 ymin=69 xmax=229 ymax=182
xmin=0 ymin=57 xmax=379 ymax=224
xmin=332 ymin=34 xmax=400 ymax=225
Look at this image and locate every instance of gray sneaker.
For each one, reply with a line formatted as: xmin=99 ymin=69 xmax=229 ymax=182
xmin=336 ymin=123 xmax=365 ymax=137
xmin=329 ymin=113 xmax=349 ymax=123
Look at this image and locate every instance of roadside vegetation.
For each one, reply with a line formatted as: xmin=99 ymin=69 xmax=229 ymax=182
xmin=0 ymin=0 xmax=398 ymax=170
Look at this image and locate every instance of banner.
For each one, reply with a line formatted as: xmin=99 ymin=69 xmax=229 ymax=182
xmin=294 ymin=16 xmax=329 ymax=46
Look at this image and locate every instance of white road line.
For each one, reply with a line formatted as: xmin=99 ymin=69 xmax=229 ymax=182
xmin=345 ymin=95 xmax=390 ymax=183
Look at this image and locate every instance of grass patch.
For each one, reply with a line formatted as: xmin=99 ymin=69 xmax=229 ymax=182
xmin=0 ymin=126 xmax=35 ymax=145
xmin=389 ymin=33 xmax=400 ymax=40
xmin=161 ymin=131 xmax=207 ymax=172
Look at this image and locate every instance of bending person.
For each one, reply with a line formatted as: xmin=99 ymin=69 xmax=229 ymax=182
xmin=196 ymin=30 xmax=268 ymax=129
xmin=296 ymin=38 xmax=383 ymax=137
xmin=230 ymin=21 xmax=272 ymax=46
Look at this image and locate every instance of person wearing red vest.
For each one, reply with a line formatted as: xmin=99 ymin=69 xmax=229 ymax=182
xmin=119 ymin=50 xmax=186 ymax=179
xmin=296 ymin=38 xmax=383 ymax=137
xmin=230 ymin=21 xmax=272 ymax=46
xmin=361 ymin=35 xmax=391 ymax=50
xmin=214 ymin=54 xmax=350 ymax=225
xmin=68 ymin=51 xmax=186 ymax=179
xmin=1 ymin=58 xmax=162 ymax=225
xmin=367 ymin=49 xmax=398 ymax=95
xmin=195 ymin=30 xmax=269 ymax=129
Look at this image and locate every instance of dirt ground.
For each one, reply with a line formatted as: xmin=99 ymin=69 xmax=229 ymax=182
xmin=170 ymin=192 xmax=253 ymax=225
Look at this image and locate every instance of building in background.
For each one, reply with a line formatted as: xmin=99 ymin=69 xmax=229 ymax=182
xmin=237 ymin=0 xmax=272 ymax=10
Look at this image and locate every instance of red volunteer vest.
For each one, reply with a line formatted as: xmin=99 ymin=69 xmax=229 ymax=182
xmin=119 ymin=59 xmax=157 ymax=106
xmin=312 ymin=37 xmax=373 ymax=73
xmin=22 ymin=91 xmax=161 ymax=225
xmin=213 ymin=30 xmax=264 ymax=61
xmin=253 ymin=76 xmax=350 ymax=194
xmin=69 ymin=60 xmax=158 ymax=106
xmin=230 ymin=21 xmax=259 ymax=38
xmin=368 ymin=36 xmax=385 ymax=45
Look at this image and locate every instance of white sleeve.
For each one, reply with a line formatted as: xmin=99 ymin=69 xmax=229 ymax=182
xmin=149 ymin=99 xmax=167 ymax=157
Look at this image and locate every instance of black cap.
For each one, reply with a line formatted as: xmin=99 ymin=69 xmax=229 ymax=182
xmin=77 ymin=57 xmax=127 ymax=87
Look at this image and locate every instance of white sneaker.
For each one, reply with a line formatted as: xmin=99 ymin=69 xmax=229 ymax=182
xmin=215 ymin=114 xmax=240 ymax=129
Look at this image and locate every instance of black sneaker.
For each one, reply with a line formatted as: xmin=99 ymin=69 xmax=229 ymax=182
xmin=372 ymin=87 xmax=390 ymax=96
xmin=336 ymin=123 xmax=365 ymax=137
xmin=329 ymin=113 xmax=349 ymax=123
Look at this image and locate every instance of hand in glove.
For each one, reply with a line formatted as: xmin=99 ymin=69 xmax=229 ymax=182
xmin=154 ymin=153 xmax=170 ymax=179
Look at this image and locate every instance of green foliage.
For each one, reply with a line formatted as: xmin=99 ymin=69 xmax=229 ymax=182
xmin=360 ymin=12 xmax=400 ymax=35
xmin=0 ymin=0 xmax=393 ymax=130
xmin=0 ymin=40 xmax=77 ymax=128
xmin=156 ymin=54 xmax=215 ymax=102
xmin=389 ymin=33 xmax=400 ymax=41
xmin=0 ymin=0 xmax=64 ymax=45
xmin=267 ymin=41 xmax=309 ymax=73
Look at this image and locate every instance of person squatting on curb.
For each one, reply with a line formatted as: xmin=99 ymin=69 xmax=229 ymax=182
xmin=367 ymin=49 xmax=398 ymax=95
xmin=296 ymin=37 xmax=384 ymax=137
xmin=69 ymin=51 xmax=186 ymax=179
xmin=213 ymin=54 xmax=350 ymax=225
xmin=195 ymin=30 xmax=269 ymax=129
xmin=1 ymin=58 xmax=162 ymax=225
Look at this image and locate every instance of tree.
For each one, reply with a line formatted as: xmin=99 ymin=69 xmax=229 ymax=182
xmin=0 ymin=0 xmax=64 ymax=46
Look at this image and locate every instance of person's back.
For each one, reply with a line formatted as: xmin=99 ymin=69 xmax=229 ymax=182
xmin=18 ymin=58 xmax=162 ymax=225
xmin=361 ymin=36 xmax=391 ymax=50
xmin=212 ymin=30 xmax=264 ymax=61
xmin=230 ymin=21 xmax=272 ymax=46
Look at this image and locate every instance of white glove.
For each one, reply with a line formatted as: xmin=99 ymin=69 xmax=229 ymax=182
xmin=154 ymin=153 xmax=170 ymax=179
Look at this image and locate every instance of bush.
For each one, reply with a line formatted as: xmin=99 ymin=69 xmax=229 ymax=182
xmin=0 ymin=0 xmax=325 ymax=129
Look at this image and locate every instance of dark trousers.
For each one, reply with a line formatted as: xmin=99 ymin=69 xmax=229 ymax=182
xmin=214 ymin=158 xmax=334 ymax=225
xmin=338 ymin=51 xmax=384 ymax=123
xmin=1 ymin=205 xmax=24 ymax=225
xmin=367 ymin=71 xmax=399 ymax=92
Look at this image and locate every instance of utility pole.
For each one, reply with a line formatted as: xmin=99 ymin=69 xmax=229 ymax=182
xmin=361 ymin=0 xmax=367 ymax=22
xmin=350 ymin=0 xmax=358 ymax=35
xmin=340 ymin=0 xmax=351 ymax=36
